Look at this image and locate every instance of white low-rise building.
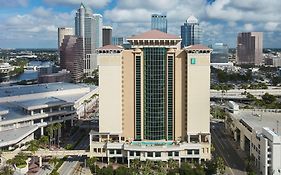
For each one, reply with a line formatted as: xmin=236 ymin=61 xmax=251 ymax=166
xmin=0 ymin=82 xmax=98 ymax=150
xmin=226 ymin=109 xmax=281 ymax=175
xmin=0 ymin=63 xmax=13 ymax=74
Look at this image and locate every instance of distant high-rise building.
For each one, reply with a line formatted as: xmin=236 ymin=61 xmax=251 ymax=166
xmin=58 ymin=27 xmax=74 ymax=50
xmin=210 ymin=43 xmax=229 ymax=63
xmin=91 ymin=30 xmax=212 ymax=164
xmin=60 ymin=35 xmax=83 ymax=82
xmin=112 ymin=37 xmax=126 ymax=46
xmin=58 ymin=27 xmax=74 ymax=63
xmin=181 ymin=15 xmax=201 ymax=48
xmin=237 ymin=32 xmax=263 ymax=65
xmin=93 ymin=14 xmax=103 ymax=49
xmin=75 ymin=3 xmax=95 ymax=54
xmin=151 ymin=14 xmax=167 ymax=33
xmin=75 ymin=3 xmax=102 ymax=74
xmin=102 ymin=26 xmax=112 ymax=46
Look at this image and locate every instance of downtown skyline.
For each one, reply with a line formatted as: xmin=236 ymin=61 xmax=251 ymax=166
xmin=0 ymin=0 xmax=281 ymax=48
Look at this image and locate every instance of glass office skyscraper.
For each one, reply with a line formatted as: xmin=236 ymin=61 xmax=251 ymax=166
xmin=75 ymin=3 xmax=103 ymax=74
xmin=181 ymin=15 xmax=201 ymax=48
xmin=75 ymin=3 xmax=95 ymax=54
xmin=151 ymin=14 xmax=167 ymax=33
xmin=210 ymin=43 xmax=229 ymax=63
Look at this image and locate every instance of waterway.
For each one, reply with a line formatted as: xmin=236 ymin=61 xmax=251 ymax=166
xmin=0 ymin=61 xmax=53 ymax=85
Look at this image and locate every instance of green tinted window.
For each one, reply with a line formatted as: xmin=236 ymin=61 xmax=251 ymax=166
xmin=191 ymin=58 xmax=196 ymax=64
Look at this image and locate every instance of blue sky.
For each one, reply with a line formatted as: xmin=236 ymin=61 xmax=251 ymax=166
xmin=0 ymin=0 xmax=280 ymax=48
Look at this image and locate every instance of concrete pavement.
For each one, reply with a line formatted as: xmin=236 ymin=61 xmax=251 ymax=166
xmin=35 ymin=164 xmax=54 ymax=175
xmin=58 ymin=157 xmax=80 ymax=175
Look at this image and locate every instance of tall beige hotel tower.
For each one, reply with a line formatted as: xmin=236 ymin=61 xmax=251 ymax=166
xmin=90 ymin=30 xmax=212 ymax=166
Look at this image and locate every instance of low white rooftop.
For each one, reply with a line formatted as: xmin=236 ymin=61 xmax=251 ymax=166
xmin=0 ymin=82 xmax=96 ymax=98
xmin=232 ymin=110 xmax=281 ymax=135
xmin=0 ymin=125 xmax=38 ymax=147
xmin=15 ymin=97 xmax=68 ymax=110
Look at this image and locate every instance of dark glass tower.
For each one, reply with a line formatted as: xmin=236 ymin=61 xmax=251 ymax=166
xmin=181 ymin=15 xmax=201 ymax=48
xmin=143 ymin=48 xmax=167 ymax=140
xmin=151 ymin=14 xmax=168 ymax=33
xmin=210 ymin=43 xmax=229 ymax=63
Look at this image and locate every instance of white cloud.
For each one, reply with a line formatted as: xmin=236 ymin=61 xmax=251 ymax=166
xmin=0 ymin=6 xmax=74 ymax=48
xmin=104 ymin=8 xmax=151 ymax=23
xmin=44 ymin=0 xmax=111 ymax=8
xmin=206 ymin=0 xmax=281 ymax=22
xmin=0 ymin=0 xmax=28 ymax=8
xmin=32 ymin=6 xmax=52 ymax=17
xmin=264 ymin=22 xmax=280 ymax=31
xmin=244 ymin=23 xmax=254 ymax=31
xmin=1 ymin=0 xmax=281 ymax=48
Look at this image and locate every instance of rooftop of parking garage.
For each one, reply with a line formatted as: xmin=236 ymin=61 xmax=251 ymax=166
xmin=0 ymin=102 xmax=29 ymax=122
xmin=232 ymin=110 xmax=281 ymax=135
xmin=0 ymin=99 xmax=73 ymax=123
xmin=15 ymin=97 xmax=69 ymax=110
xmin=0 ymin=125 xmax=38 ymax=147
xmin=0 ymin=82 xmax=96 ymax=98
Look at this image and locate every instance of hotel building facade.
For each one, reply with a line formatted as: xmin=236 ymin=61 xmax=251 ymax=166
xmin=90 ymin=30 xmax=211 ymax=166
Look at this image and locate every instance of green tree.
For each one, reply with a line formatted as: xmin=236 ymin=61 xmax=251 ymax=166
xmin=27 ymin=139 xmax=39 ymax=153
xmin=130 ymin=159 xmax=141 ymax=172
xmin=49 ymin=157 xmax=59 ymax=166
xmin=193 ymin=164 xmax=205 ymax=175
xmin=262 ymin=93 xmax=276 ymax=104
xmin=50 ymin=171 xmax=59 ymax=175
xmin=114 ymin=166 xmax=132 ymax=175
xmin=179 ymin=162 xmax=194 ymax=175
xmin=53 ymin=123 xmax=62 ymax=146
xmin=205 ymin=160 xmax=217 ymax=175
xmin=65 ymin=144 xmax=73 ymax=150
xmin=46 ymin=124 xmax=54 ymax=147
xmin=87 ymin=157 xmax=98 ymax=174
xmin=155 ymin=161 xmax=167 ymax=174
xmin=98 ymin=165 xmax=114 ymax=175
xmin=141 ymin=160 xmax=154 ymax=175
xmin=0 ymin=166 xmax=14 ymax=175
xmin=39 ymin=135 xmax=49 ymax=147
xmin=7 ymin=152 xmax=29 ymax=168
xmin=167 ymin=159 xmax=179 ymax=170
xmin=216 ymin=157 xmax=226 ymax=175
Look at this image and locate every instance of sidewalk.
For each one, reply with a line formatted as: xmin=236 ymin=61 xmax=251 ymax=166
xmin=224 ymin=128 xmax=248 ymax=161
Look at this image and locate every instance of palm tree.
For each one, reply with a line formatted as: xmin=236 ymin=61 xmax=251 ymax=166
xmin=87 ymin=157 xmax=98 ymax=167
xmin=87 ymin=157 xmax=98 ymax=174
xmin=46 ymin=124 xmax=54 ymax=147
xmin=53 ymin=123 xmax=62 ymax=146
xmin=130 ymin=159 xmax=141 ymax=172
xmin=142 ymin=160 xmax=154 ymax=174
xmin=167 ymin=159 xmax=178 ymax=170
xmin=27 ymin=140 xmax=39 ymax=153
xmin=155 ymin=161 xmax=166 ymax=174
xmin=39 ymin=136 xmax=49 ymax=148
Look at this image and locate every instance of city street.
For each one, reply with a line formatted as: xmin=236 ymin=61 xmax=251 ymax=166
xmin=211 ymin=121 xmax=247 ymax=175
xmin=58 ymin=157 xmax=80 ymax=175
xmin=59 ymin=131 xmax=89 ymax=174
